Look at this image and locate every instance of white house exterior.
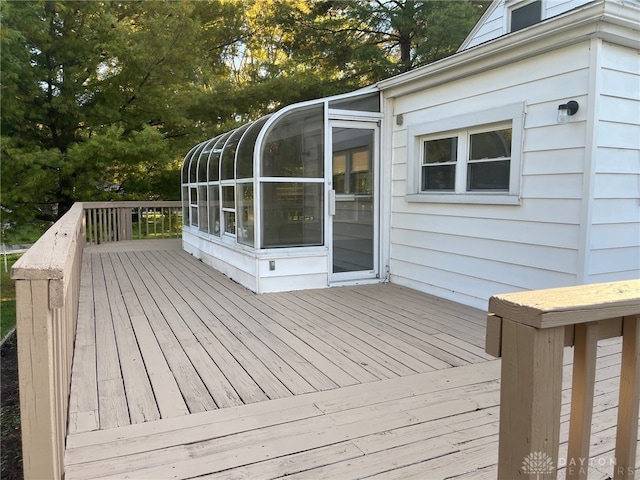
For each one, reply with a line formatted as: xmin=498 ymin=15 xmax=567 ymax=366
xmin=377 ymin=0 xmax=640 ymax=308
xmin=182 ymin=0 xmax=639 ymax=309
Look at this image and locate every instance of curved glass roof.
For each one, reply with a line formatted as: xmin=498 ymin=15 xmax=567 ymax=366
xmin=181 ymin=89 xmax=380 ymax=250
xmin=182 ymin=90 xmax=379 ymax=185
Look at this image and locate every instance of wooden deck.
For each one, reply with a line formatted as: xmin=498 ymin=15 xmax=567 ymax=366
xmin=64 ymin=240 xmax=634 ymax=479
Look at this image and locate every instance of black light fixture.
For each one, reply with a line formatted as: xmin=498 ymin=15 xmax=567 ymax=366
xmin=557 ymin=100 xmax=579 ymax=124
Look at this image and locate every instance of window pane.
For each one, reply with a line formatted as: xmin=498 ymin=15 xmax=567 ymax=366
xmin=208 ymin=185 xmax=220 ymax=236
xmin=182 ymin=145 xmax=199 ymax=184
xmin=424 ymin=137 xmax=457 ymax=164
xmin=261 ymin=182 xmax=323 ymax=248
xmin=511 ymin=0 xmax=541 ymax=32
xmin=237 ymin=116 xmax=270 ymax=179
xmin=222 ymin=185 xmax=235 ymax=209
xmin=261 ymin=105 xmax=324 ymax=178
xmin=333 ymin=152 xmax=347 ymax=194
xmin=198 ymin=139 xmax=215 ymax=182
xmin=237 ymin=183 xmax=254 ymax=247
xmin=224 ymin=211 xmax=236 ymax=235
xmin=191 ymin=207 xmax=198 ymax=227
xmin=328 ymin=93 xmax=380 ymax=112
xmin=467 ymin=160 xmax=510 ymax=191
xmin=221 ymin=124 xmax=250 ymax=180
xmin=209 ymin=132 xmax=232 ymax=182
xmin=182 ymin=186 xmax=189 ymax=226
xmin=190 ymin=187 xmax=198 ymax=226
xmin=351 ymin=149 xmax=371 ymax=194
xmin=422 ymin=164 xmax=455 ymax=190
xmin=189 ymin=143 xmax=206 ymax=183
xmin=198 ymin=186 xmax=208 ymax=232
xmin=470 ymin=129 xmax=511 ymax=160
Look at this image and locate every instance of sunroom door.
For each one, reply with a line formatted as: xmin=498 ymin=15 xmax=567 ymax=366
xmin=329 ymin=121 xmax=379 ymax=282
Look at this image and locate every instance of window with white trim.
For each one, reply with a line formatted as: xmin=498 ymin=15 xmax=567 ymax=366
xmin=421 ymin=125 xmax=512 ymax=193
xmin=407 ymin=103 xmax=524 ymax=205
xmin=510 ymin=0 xmax=542 ymax=33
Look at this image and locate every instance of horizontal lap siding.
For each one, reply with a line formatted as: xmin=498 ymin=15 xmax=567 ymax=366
xmin=389 ymin=43 xmax=591 ymax=308
xmin=545 ymin=0 xmax=592 ymax=18
xmin=463 ymin=5 xmax=503 ymax=50
xmin=463 ymin=0 xmax=592 ymax=50
xmin=588 ymin=42 xmax=640 ymax=282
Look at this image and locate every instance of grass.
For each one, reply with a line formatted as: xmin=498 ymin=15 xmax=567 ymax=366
xmin=1 ymin=221 xmax=52 ymax=246
xmin=131 ymin=216 xmax=182 ymax=240
xmin=1 ymin=255 xmax=20 ymax=340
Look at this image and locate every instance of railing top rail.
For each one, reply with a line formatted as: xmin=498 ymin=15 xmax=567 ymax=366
xmin=11 ymin=203 xmax=84 ymax=283
xmin=489 ymin=279 xmax=640 ymax=329
xmin=82 ymin=201 xmax=181 ymax=209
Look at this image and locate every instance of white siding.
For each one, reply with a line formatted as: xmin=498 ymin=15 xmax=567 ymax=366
xmin=587 ymin=42 xmax=640 ymax=282
xmin=462 ymin=1 xmax=505 ymax=50
xmin=545 ymin=0 xmax=593 ymax=18
xmin=183 ymin=230 xmax=330 ymax=294
xmin=389 ymin=42 xmax=592 ymax=308
xmin=462 ymin=0 xmax=594 ymax=50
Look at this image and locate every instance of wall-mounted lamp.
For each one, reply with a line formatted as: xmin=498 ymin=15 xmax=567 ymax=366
xmin=557 ymin=100 xmax=579 ymax=124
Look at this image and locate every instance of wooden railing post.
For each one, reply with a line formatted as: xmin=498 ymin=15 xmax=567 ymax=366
xmin=15 ymin=279 xmax=62 ymax=478
xmin=487 ymin=280 xmax=640 ymax=480
xmin=567 ymin=322 xmax=598 ymax=479
xmin=498 ymin=318 xmax=564 ymax=479
xmin=614 ymin=315 xmax=640 ymax=480
xmin=12 ymin=203 xmax=85 ymax=480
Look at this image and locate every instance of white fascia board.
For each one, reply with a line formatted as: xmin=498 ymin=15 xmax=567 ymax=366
xmin=378 ymin=0 xmax=639 ymax=98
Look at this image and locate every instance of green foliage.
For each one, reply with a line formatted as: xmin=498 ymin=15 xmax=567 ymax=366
xmin=0 ymin=222 xmax=51 ymax=246
xmin=1 ymin=0 xmax=487 ymax=229
xmin=1 ymin=1 xmax=215 ymax=224
xmin=321 ymin=0 xmax=488 ymax=75
xmin=1 ymin=254 xmax=20 ymax=339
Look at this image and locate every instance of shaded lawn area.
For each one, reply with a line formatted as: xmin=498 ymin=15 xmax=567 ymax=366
xmin=1 ymin=254 xmax=19 ymax=340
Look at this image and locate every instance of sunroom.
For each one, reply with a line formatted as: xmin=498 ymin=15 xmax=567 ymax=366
xmin=181 ymin=89 xmax=383 ymax=293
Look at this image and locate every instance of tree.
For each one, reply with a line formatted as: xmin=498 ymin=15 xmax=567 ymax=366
xmin=205 ymin=0 xmax=488 ymax=121
xmin=1 ymin=0 xmax=487 ymax=228
xmin=1 ymin=0 xmax=240 ymax=224
xmin=320 ymin=0 xmax=488 ymax=75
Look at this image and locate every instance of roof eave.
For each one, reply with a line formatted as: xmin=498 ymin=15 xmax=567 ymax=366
xmin=378 ymin=0 xmax=639 ymax=98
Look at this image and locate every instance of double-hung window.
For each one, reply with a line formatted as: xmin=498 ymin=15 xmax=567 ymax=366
xmin=421 ymin=136 xmax=458 ymax=191
xmin=408 ymin=103 xmax=524 ymax=205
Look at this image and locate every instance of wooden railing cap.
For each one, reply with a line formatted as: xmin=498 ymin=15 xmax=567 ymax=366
xmin=11 ymin=203 xmax=84 ymax=283
xmin=488 ymin=279 xmax=640 ymax=329
xmin=82 ymin=200 xmax=181 ymax=208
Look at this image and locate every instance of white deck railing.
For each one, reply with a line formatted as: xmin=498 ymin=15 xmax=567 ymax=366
xmin=486 ymin=280 xmax=640 ymax=480
xmin=11 ymin=201 xmax=181 ymax=480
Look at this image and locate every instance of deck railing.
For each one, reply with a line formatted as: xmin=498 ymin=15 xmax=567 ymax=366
xmin=11 ymin=201 xmax=181 ymax=480
xmin=83 ymin=201 xmax=182 ymax=244
xmin=486 ymin=280 xmax=640 ymax=480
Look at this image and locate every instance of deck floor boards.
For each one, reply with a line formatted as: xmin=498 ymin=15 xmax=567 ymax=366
xmin=65 ymin=240 xmax=637 ymax=479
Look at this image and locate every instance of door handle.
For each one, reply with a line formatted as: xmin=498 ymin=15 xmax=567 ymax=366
xmin=329 ymin=190 xmax=336 ymax=216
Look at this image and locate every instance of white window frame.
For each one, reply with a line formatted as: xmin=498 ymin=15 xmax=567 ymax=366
xmin=189 ymin=186 xmax=199 ymax=227
xmin=506 ymin=0 xmax=545 ymax=33
xmin=406 ymin=103 xmax=525 ymax=205
xmin=221 ymin=183 xmax=236 ymax=237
